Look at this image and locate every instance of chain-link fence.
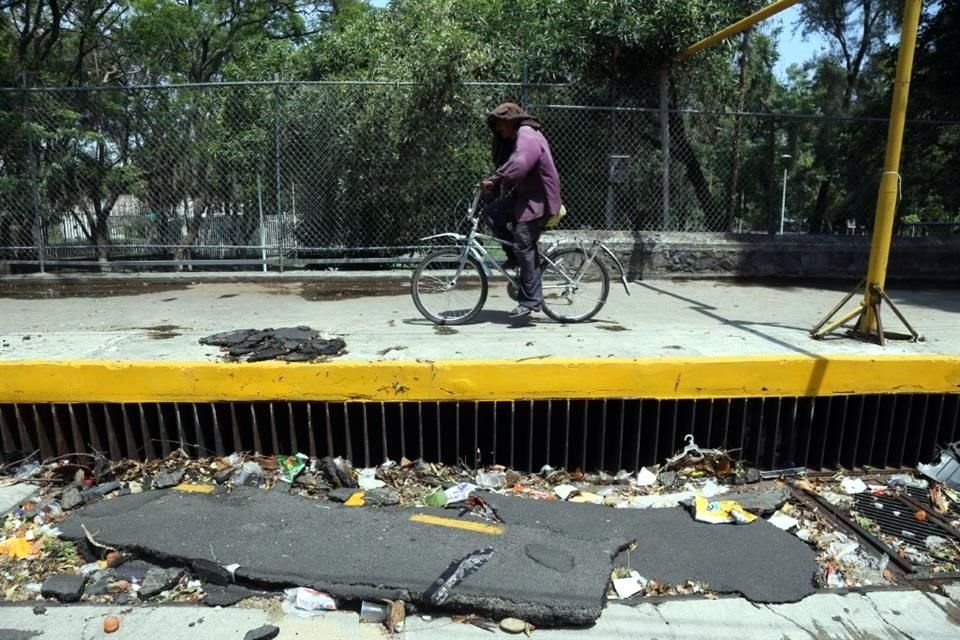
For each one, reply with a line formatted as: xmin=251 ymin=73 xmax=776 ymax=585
xmin=1 ymin=80 xmax=957 ymax=270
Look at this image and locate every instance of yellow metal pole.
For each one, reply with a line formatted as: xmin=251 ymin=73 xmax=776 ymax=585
xmin=677 ymin=0 xmax=803 ymax=61
xmin=855 ymin=0 xmax=923 ymax=335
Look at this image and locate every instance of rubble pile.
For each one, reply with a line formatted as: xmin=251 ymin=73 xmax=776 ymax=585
xmin=3 ymin=437 xmax=959 ymax=630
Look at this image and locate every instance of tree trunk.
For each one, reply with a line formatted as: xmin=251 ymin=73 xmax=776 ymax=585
xmin=727 ymin=32 xmax=751 ymax=228
xmin=812 ymin=178 xmax=832 ymax=233
xmin=669 ymin=109 xmax=721 ymax=231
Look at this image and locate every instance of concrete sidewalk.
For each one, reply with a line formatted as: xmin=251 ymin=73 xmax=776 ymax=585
xmin=3 ymin=587 xmax=959 ymax=639
xmin=1 ymin=278 xmax=957 ymax=362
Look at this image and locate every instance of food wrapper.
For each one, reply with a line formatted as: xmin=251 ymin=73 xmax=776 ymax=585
xmin=278 ymin=453 xmax=308 ymax=483
xmin=693 ymin=496 xmax=757 ymax=525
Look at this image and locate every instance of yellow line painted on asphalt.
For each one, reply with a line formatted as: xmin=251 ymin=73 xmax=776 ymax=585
xmin=409 ymin=513 xmax=504 ymax=536
xmin=173 ymin=483 xmax=215 ymax=494
xmin=0 ymin=355 xmax=958 ymax=403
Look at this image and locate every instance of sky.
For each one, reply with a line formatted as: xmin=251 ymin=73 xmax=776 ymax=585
xmin=769 ymin=5 xmax=827 ymax=78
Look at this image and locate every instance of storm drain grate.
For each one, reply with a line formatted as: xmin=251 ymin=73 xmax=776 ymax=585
xmin=853 ymin=492 xmax=959 ymax=555
xmin=1 ymin=393 xmax=958 ymax=471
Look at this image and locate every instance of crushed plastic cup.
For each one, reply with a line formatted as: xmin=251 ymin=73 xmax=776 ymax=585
xmin=475 ymin=470 xmax=506 ymax=489
xmin=359 ymin=600 xmax=389 ymax=623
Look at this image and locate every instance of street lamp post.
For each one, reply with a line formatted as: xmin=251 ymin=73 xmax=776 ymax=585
xmin=779 ymin=154 xmax=791 ymax=234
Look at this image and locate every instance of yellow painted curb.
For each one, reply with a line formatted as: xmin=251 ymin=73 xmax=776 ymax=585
xmin=0 ymin=355 xmax=958 ymax=404
xmin=409 ymin=513 xmax=504 ymax=536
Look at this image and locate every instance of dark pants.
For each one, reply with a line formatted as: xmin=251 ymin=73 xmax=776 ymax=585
xmin=484 ymin=198 xmax=547 ymax=309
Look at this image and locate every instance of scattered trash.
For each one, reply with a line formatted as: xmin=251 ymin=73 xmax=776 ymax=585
xmin=359 ymin=600 xmax=389 ymax=623
xmin=699 ymin=479 xmax=728 ymax=499
xmin=627 ymin=491 xmax=696 ymax=509
xmin=424 ymin=547 xmax=495 ymax=606
xmin=103 ymin=615 xmax=120 ymax=634
xmin=917 ymin=442 xmax=960 ymax=490
xmin=612 ymin=571 xmax=648 ymax=599
xmin=693 ymin=496 xmax=757 ymax=525
xmin=554 ymin=484 xmax=579 ymax=500
xmin=925 ymin=536 xmax=950 ymax=553
xmin=476 ymin=470 xmax=506 ymax=490
xmin=232 ymin=462 xmax=264 ymax=487
xmin=768 ymin=511 xmax=800 ymax=531
xmin=424 ymin=488 xmax=448 ymax=508
xmin=0 ymin=536 xmax=34 ymax=559
xmin=635 ymin=467 xmax=657 ymax=487
xmin=888 ymin=474 xmax=928 ymax=490
xmin=759 ymin=467 xmax=806 ymax=480
xmin=280 ymin=587 xmax=336 ymax=618
xmin=386 ymin=600 xmax=406 ymax=634
xmin=444 ymin=482 xmax=478 ymax=504
xmin=344 ymin=491 xmax=366 ymax=507
xmin=569 ymin=491 xmax=603 ymax=504
xmin=825 ymin=566 xmax=845 ymax=589
xmin=278 ymin=454 xmax=309 ymax=483
xmin=357 ymin=468 xmax=386 ymax=490
xmin=930 ymin=485 xmax=950 ymax=514
xmin=200 ymin=326 xmax=346 ymax=363
xmin=840 ymin=478 xmax=868 ymax=495
xmin=499 ymin=617 xmax=534 ymax=635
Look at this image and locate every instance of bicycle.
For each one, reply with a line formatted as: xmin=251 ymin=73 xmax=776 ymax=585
xmin=411 ymin=184 xmax=630 ymax=325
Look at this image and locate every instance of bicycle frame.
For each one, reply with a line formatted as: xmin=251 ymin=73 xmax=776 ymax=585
xmin=420 ymin=185 xmax=631 ymax=295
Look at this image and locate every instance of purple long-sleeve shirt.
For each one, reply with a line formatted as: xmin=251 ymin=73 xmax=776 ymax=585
xmin=493 ymin=125 xmax=562 ymax=222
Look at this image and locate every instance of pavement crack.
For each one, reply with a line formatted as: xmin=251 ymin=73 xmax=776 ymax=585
xmin=863 ymin=595 xmax=920 ymax=640
xmin=763 ymin=604 xmax=818 ymax=640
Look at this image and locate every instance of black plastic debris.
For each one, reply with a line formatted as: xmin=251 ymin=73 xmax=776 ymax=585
xmin=199 ymin=327 xmax=346 ymax=363
xmin=424 ymin=547 xmax=495 ymax=605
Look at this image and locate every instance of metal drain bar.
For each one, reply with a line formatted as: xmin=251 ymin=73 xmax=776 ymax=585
xmin=1 ymin=393 xmax=959 ymax=470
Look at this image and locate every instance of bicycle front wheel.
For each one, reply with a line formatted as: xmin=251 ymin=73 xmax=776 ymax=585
xmin=411 ymin=250 xmax=488 ymax=325
xmin=541 ymin=247 xmax=609 ymax=323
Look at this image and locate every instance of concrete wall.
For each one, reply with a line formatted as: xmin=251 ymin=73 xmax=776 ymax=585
xmin=570 ymin=232 xmax=960 ymax=281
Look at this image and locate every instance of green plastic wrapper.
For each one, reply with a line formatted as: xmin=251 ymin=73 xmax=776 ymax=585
xmin=278 ymin=453 xmax=309 ymax=483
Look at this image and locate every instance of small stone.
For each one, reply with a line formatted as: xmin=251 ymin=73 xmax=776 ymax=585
xmin=105 ymin=551 xmax=123 ymax=568
xmin=500 ymin=618 xmax=528 ymax=634
xmin=103 ymin=615 xmax=120 ymax=634
xmin=192 ymin=559 xmax=231 ymax=586
xmin=112 ymin=560 xmax=157 ymax=583
xmin=243 ymin=624 xmax=280 ymax=640
xmin=86 ymin=570 xmax=114 ymax=596
xmin=82 ymin=481 xmax=121 ymax=504
xmin=365 ymin=487 xmax=400 ymax=506
xmin=32 ymin=606 xmax=46 ymax=615
xmin=658 ymin=471 xmax=678 ymax=488
xmin=61 ymin=486 xmax=83 ymax=510
xmin=139 ymin=567 xmax=184 ymax=599
xmin=328 ymin=487 xmax=362 ymax=503
xmin=202 ymin=584 xmax=264 ymax=607
xmin=109 ymin=580 xmax=130 ymax=593
xmin=152 ymin=468 xmax=186 ymax=490
xmin=41 ymin=574 xmax=87 ymax=603
xmin=114 ymin=593 xmax=130 ymax=605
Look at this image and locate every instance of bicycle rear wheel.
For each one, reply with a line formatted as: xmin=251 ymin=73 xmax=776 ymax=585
xmin=411 ymin=250 xmax=488 ymax=325
xmin=541 ymin=247 xmax=609 ymax=323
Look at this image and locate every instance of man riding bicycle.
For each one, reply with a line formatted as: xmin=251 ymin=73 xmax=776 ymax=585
xmin=481 ymin=102 xmax=562 ymax=319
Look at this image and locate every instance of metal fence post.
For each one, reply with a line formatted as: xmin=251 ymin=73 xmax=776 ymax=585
xmin=22 ymin=73 xmax=45 ymax=272
xmin=659 ymin=67 xmax=671 ymax=231
xmin=521 ymin=62 xmax=529 ymax=107
xmin=273 ymin=75 xmax=284 ymax=272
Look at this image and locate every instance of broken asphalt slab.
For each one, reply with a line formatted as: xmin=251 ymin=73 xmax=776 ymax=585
xmin=59 ymin=487 xmax=629 ymax=626
xmin=483 ymin=494 xmax=818 ymax=604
